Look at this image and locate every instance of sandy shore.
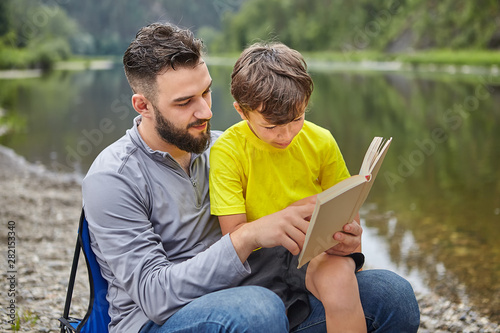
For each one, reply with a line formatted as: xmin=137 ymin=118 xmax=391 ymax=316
xmin=0 ymin=144 xmax=498 ymax=332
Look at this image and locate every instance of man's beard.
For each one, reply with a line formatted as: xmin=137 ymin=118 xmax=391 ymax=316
xmin=153 ymin=105 xmax=211 ymax=154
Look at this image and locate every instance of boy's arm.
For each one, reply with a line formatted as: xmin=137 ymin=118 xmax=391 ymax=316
xmin=218 ymin=214 xmax=247 ymax=235
xmin=229 ymin=201 xmax=314 ymax=264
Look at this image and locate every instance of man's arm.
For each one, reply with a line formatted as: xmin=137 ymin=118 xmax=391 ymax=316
xmin=83 ymin=171 xmax=250 ymax=325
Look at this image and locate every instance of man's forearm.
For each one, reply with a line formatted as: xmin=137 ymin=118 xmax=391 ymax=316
xmin=229 ymin=224 xmax=257 ymax=263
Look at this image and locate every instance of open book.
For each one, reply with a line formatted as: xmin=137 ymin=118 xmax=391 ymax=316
xmin=297 ymin=137 xmax=392 ymax=268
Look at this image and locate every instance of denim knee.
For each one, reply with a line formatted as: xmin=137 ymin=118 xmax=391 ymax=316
xmin=237 ymin=286 xmax=289 ymax=332
xmin=195 ymin=286 xmax=289 ymax=333
xmin=357 ymin=269 xmax=420 ymax=333
xmin=140 ymin=286 xmax=288 ymax=333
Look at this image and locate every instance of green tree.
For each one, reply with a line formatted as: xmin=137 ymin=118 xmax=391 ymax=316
xmin=0 ymin=0 xmax=10 ymax=37
xmin=210 ymin=0 xmax=500 ymax=53
xmin=59 ymin=0 xmax=241 ymax=55
xmin=0 ymin=0 xmax=79 ymax=69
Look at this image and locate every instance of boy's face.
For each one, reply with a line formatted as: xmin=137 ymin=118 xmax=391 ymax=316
xmin=236 ymin=102 xmax=305 ymax=149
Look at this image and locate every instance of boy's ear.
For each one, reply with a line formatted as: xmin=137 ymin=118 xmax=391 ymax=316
xmin=132 ymin=94 xmax=153 ymax=119
xmin=233 ymin=102 xmax=247 ymax=120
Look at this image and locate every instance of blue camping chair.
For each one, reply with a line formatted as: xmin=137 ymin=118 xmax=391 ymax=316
xmin=59 ymin=209 xmax=111 ymax=332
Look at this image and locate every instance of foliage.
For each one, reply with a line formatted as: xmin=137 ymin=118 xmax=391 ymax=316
xmin=0 ymin=0 xmax=77 ymax=69
xmin=211 ymin=0 xmax=500 ymax=54
xmin=0 ymin=0 xmax=499 ymax=68
xmin=5 ymin=0 xmax=78 ymax=48
xmin=393 ymin=49 xmax=500 ymax=66
xmin=299 ymin=48 xmax=500 ymax=67
xmin=59 ymin=0 xmax=240 ymax=55
xmin=0 ymin=0 xmax=9 ymax=36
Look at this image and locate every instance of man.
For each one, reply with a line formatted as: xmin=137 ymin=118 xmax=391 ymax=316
xmin=82 ymin=22 xmax=420 ymax=332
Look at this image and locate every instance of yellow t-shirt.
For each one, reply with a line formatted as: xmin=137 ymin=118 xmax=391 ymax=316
xmin=209 ymin=120 xmax=350 ymax=222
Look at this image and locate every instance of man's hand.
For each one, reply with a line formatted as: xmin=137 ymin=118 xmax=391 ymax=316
xmin=325 ymin=214 xmax=363 ymax=256
xmin=230 ymin=199 xmax=315 ymax=263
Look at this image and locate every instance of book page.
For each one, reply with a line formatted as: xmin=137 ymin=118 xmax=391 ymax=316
xmin=367 ymin=137 xmax=392 ymax=180
xmin=359 ymin=137 xmax=382 ymax=175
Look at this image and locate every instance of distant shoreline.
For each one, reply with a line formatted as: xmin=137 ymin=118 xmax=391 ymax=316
xmin=1 ymin=49 xmax=499 ymax=75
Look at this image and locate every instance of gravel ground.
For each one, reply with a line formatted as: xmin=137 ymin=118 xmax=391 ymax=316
xmin=0 ymin=144 xmax=498 ymax=332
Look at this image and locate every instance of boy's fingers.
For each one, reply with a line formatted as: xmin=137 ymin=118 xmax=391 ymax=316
xmin=286 ymin=224 xmax=306 ymax=250
xmin=344 ymin=220 xmax=362 ymax=236
xmin=282 ymin=238 xmax=301 ymax=256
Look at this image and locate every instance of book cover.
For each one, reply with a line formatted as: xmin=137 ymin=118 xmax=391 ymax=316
xmin=297 ymin=137 xmax=392 ymax=268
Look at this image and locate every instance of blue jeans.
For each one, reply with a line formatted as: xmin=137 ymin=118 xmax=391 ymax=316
xmin=291 ymin=270 xmax=420 ymax=332
xmin=140 ymin=269 xmax=420 ymax=332
xmin=140 ymin=286 xmax=289 ymax=333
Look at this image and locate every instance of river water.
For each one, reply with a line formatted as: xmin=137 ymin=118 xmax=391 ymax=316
xmin=1 ymin=60 xmax=499 ymax=322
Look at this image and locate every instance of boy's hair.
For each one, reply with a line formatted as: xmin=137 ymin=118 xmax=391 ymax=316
xmin=123 ymin=22 xmax=203 ymax=103
xmin=231 ymin=42 xmax=313 ymax=125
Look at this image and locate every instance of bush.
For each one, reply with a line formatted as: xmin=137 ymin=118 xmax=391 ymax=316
xmin=31 ymin=38 xmax=72 ymax=70
xmin=0 ymin=47 xmax=34 ymax=69
xmin=0 ymin=37 xmax=72 ymax=70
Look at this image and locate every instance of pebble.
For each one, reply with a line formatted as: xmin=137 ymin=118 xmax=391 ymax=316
xmin=0 ymin=145 xmax=498 ymax=332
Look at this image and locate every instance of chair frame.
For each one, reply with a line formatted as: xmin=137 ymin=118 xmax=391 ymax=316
xmin=59 ymin=209 xmax=111 ymax=333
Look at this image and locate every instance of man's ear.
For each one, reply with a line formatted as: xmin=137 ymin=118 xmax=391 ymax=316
xmin=132 ymin=94 xmax=153 ymax=118
xmin=233 ymin=101 xmax=247 ymax=120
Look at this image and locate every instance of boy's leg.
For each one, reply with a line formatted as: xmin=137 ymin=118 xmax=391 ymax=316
xmin=140 ymin=286 xmax=289 ymax=333
xmin=292 ymin=269 xmax=420 ymax=333
xmin=305 ymin=253 xmax=366 ymax=332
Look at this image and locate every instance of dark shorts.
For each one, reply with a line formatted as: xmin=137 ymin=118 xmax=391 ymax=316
xmin=239 ymin=246 xmax=309 ymax=328
xmin=239 ymin=247 xmax=365 ymax=329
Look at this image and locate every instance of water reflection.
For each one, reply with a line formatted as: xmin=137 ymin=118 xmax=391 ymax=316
xmin=1 ymin=63 xmax=499 ymax=321
xmin=361 ymin=212 xmax=430 ymax=294
xmin=314 ymin=70 xmax=500 ymax=322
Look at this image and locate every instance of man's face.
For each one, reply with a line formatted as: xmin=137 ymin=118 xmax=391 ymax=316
xmin=152 ymin=61 xmax=213 ymax=154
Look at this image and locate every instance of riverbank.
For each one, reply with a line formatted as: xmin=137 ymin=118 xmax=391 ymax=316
xmin=303 ymin=49 xmax=500 ymax=67
xmin=0 ymin=144 xmax=498 ymax=332
xmin=206 ymin=49 xmax=500 ymax=75
xmin=1 ymin=49 xmax=499 ymax=74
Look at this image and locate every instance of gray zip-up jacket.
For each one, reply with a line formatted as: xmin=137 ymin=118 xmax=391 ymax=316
xmin=82 ymin=116 xmax=250 ymax=333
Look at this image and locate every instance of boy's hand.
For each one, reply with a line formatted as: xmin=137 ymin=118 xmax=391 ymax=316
xmin=325 ymin=217 xmax=363 ymax=256
xmin=230 ymin=200 xmax=315 ymax=263
xmin=289 ymin=194 xmax=317 ymax=208
xmin=289 ymin=195 xmax=317 ymax=221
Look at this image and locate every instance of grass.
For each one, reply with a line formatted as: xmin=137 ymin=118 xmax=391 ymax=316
xmin=10 ymin=309 xmax=39 ymax=331
xmin=206 ymin=49 xmax=500 ymax=74
xmin=393 ymin=49 xmax=500 ymax=67
xmin=2 ymin=47 xmax=498 ymax=71
xmin=302 ymin=49 xmax=500 ymax=67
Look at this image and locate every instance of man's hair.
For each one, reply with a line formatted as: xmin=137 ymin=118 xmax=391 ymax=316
xmin=231 ymin=42 xmax=313 ymax=125
xmin=123 ymin=22 xmax=203 ymax=102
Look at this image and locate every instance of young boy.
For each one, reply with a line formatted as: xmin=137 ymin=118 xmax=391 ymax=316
xmin=209 ymin=42 xmax=366 ymax=332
